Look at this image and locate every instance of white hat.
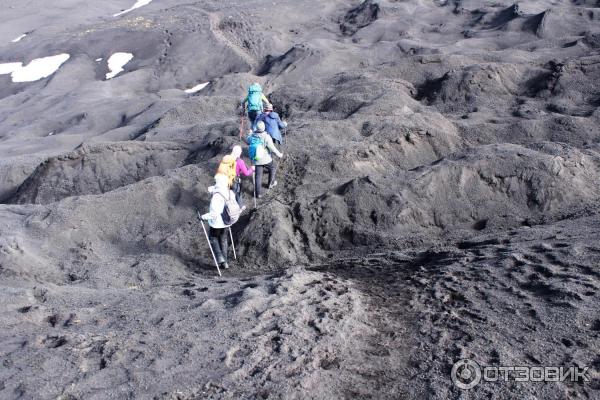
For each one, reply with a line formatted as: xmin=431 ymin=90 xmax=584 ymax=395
xmin=231 ymin=145 xmax=242 ymax=158
xmin=256 ymin=121 xmax=265 ymax=132
xmin=214 ymin=174 xmax=228 ymax=189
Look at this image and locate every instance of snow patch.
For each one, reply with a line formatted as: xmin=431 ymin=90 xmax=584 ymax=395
xmin=106 ymin=52 xmax=133 ymax=79
xmin=114 ymin=0 xmax=153 ymax=17
xmin=184 ymin=82 xmax=210 ymax=94
xmin=0 ymin=62 xmax=23 ymax=75
xmin=11 ymin=34 xmax=27 ymax=43
xmin=10 ymin=54 xmax=70 ymax=83
xmin=402 ymin=105 xmax=414 ymax=115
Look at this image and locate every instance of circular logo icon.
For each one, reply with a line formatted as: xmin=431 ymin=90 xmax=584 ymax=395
xmin=451 ymin=359 xmax=482 ymax=390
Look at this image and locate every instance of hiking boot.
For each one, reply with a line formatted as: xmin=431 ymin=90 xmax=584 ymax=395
xmin=221 ymin=262 xmax=229 ymax=269
xmin=257 ymin=194 xmax=263 ymax=199
xmin=268 ymin=181 xmax=278 ymax=189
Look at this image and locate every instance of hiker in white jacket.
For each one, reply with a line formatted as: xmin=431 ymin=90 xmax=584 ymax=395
xmin=202 ymin=174 xmax=236 ymax=269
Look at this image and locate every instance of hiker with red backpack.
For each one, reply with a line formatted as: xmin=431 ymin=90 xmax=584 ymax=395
xmin=247 ymin=121 xmax=283 ymax=199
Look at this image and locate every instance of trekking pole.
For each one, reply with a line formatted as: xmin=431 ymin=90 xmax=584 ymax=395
xmin=252 ymin=171 xmax=257 ymax=208
xmin=239 ymin=114 xmax=245 ymax=141
xmin=229 ymin=227 xmax=237 ymax=260
xmin=282 ymin=126 xmax=287 ymax=146
xmin=198 ymin=211 xmax=222 ymax=276
xmin=239 ymin=102 xmax=247 ymax=141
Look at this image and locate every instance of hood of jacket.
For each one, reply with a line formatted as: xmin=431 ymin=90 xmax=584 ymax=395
xmin=208 ymin=174 xmax=230 ymax=196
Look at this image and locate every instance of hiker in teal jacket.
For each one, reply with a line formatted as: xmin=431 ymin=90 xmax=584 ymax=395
xmin=242 ymin=83 xmax=271 ymax=125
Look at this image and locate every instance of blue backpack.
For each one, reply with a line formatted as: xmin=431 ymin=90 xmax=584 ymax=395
xmin=248 ymin=134 xmax=266 ymax=161
xmin=247 ymin=84 xmax=263 ymax=112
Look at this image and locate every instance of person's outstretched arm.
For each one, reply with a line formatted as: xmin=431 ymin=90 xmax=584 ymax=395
xmin=236 ymin=158 xmax=254 ymax=177
xmin=275 ymin=113 xmax=287 ymax=129
xmin=264 ymin=135 xmax=283 ymax=158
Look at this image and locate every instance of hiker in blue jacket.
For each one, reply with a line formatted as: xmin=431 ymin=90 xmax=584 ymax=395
xmin=242 ymin=82 xmax=271 ymax=125
xmin=254 ymin=103 xmax=287 ymax=145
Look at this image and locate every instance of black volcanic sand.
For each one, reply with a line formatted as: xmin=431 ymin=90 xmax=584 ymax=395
xmin=0 ymin=0 xmax=599 ymax=398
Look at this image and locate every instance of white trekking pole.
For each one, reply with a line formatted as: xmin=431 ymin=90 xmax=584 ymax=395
xmin=252 ymin=171 xmax=257 ymax=208
xmin=229 ymin=227 xmax=237 ymax=260
xmin=198 ymin=211 xmax=221 ymax=276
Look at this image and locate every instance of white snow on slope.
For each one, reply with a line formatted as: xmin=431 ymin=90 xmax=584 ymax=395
xmin=0 ymin=62 xmax=23 ymax=75
xmin=114 ymin=0 xmax=153 ymax=17
xmin=2 ymin=54 xmax=70 ymax=83
xmin=184 ymin=82 xmax=210 ymax=94
xmin=11 ymin=34 xmax=27 ymax=43
xmin=106 ymin=52 xmax=134 ymax=79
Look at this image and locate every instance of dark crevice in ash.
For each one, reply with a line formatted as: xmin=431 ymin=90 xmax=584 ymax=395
xmin=339 ymin=0 xmax=380 ymax=36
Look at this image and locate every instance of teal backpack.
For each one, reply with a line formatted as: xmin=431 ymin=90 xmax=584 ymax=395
xmin=247 ymin=83 xmax=263 ymax=112
xmin=248 ymin=134 xmax=266 ymax=161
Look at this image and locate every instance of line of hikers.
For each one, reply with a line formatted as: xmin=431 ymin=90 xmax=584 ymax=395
xmin=200 ymin=83 xmax=286 ymax=274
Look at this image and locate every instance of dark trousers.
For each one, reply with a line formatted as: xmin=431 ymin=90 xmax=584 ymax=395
xmin=255 ymin=162 xmax=277 ymax=197
xmin=232 ymin=178 xmax=243 ymax=207
xmin=248 ymin=110 xmax=260 ymax=126
xmin=209 ymin=227 xmax=228 ymax=264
